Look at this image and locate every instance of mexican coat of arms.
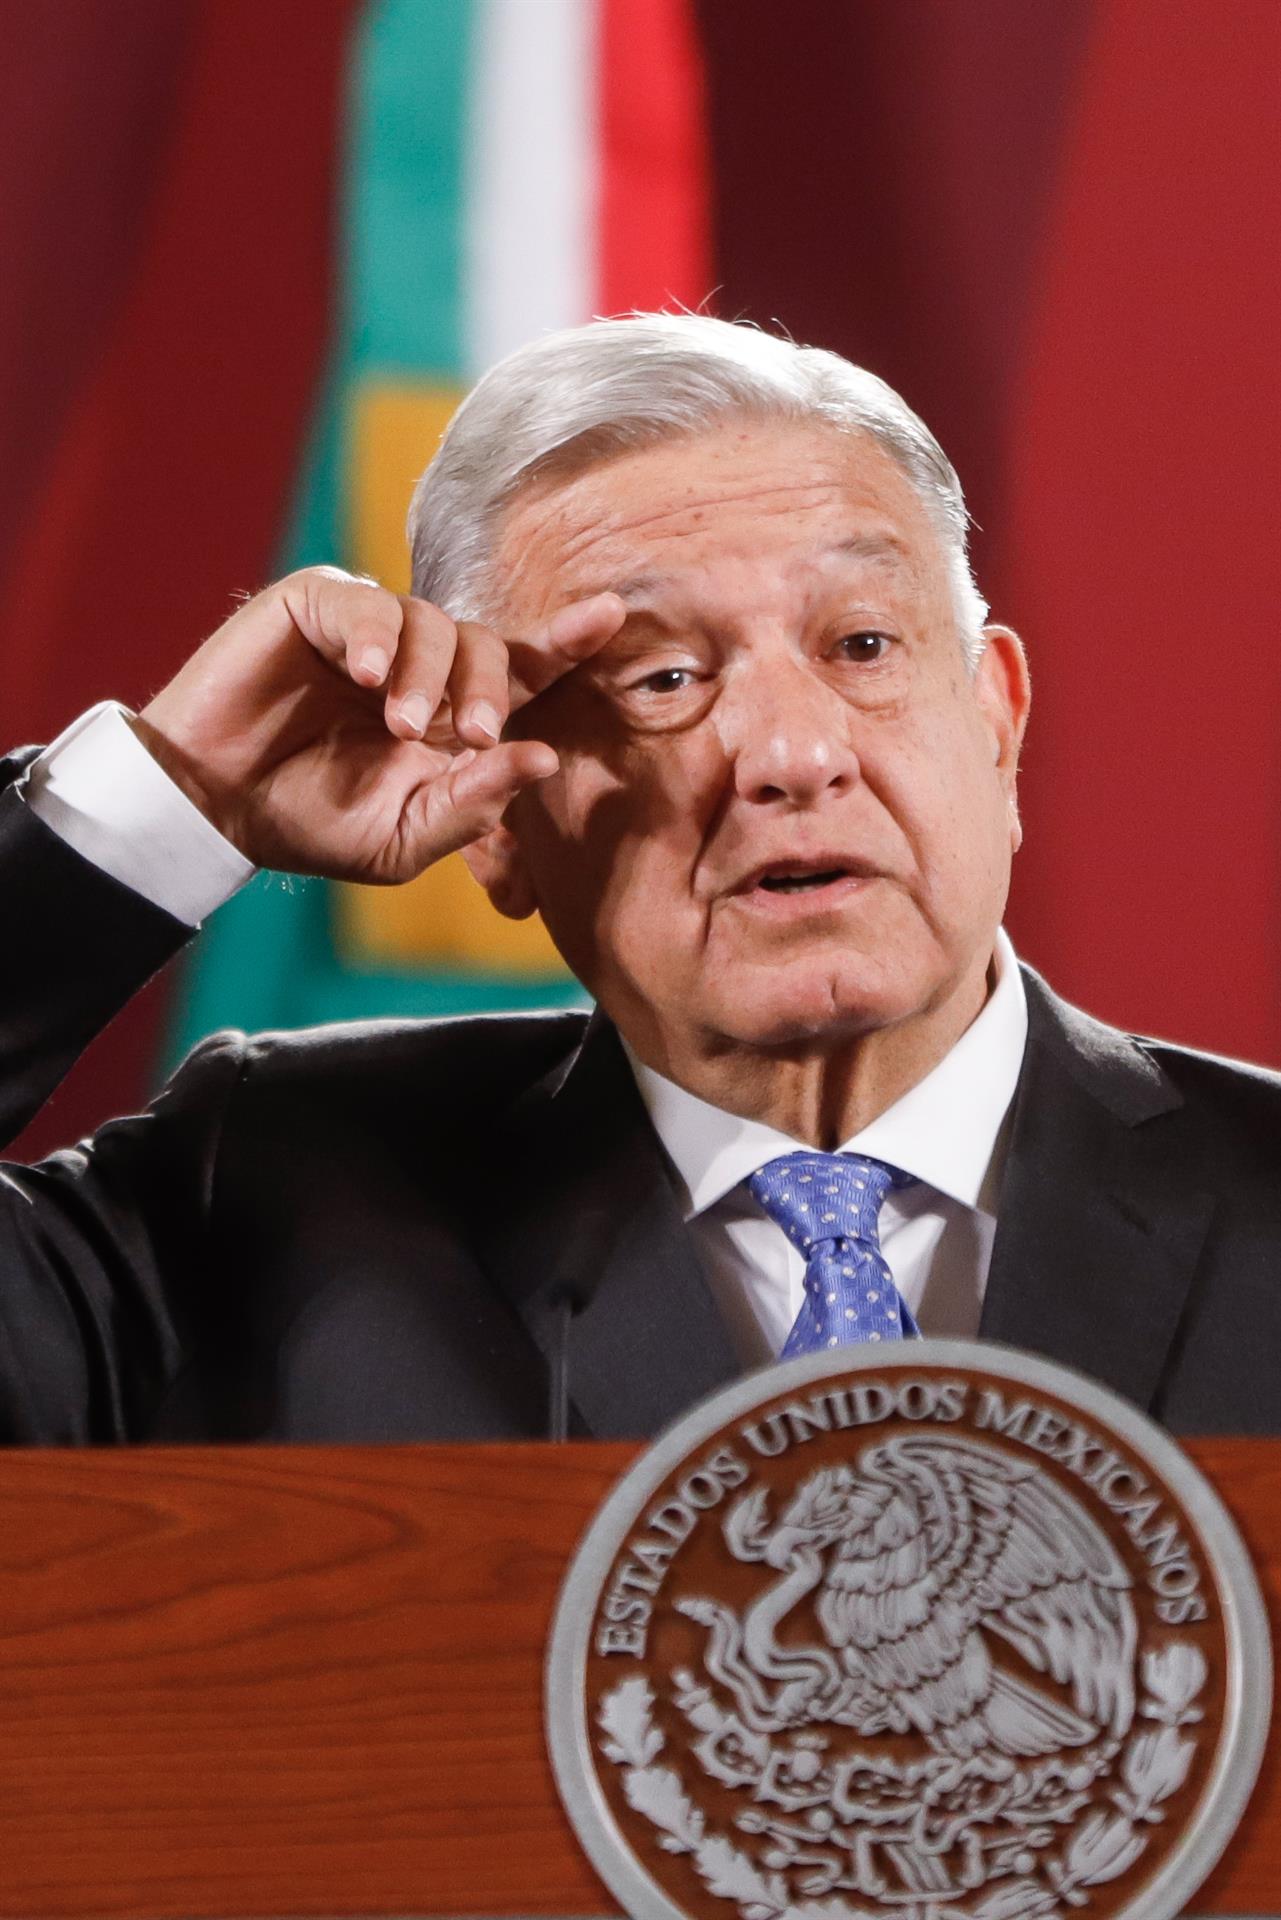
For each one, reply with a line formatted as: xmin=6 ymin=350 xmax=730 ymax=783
xmin=547 ymin=1343 xmax=1269 ymax=1920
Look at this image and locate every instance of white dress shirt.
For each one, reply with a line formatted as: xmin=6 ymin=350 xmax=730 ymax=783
xmin=627 ymin=932 xmax=1028 ymax=1362
xmin=23 ymin=705 xmax=1029 ymax=1363
xmin=22 ymin=702 xmax=254 ymax=926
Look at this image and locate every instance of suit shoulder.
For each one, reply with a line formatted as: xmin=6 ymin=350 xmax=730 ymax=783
xmin=1021 ymin=965 xmax=1281 ymax=1168
xmin=1133 ymin=1031 xmax=1281 ymax=1134
xmin=219 ymin=1006 xmax=591 ymax=1112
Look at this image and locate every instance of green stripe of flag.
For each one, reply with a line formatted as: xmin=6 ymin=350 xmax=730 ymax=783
xmin=349 ymin=0 xmax=474 ymax=377
xmin=166 ymin=0 xmax=587 ymax=1067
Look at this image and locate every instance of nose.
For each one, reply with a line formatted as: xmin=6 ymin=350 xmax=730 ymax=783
xmin=721 ymin=653 xmax=861 ymax=808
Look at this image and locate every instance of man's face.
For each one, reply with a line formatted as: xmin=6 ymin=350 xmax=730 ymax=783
xmin=475 ymin=421 xmax=1028 ymax=1070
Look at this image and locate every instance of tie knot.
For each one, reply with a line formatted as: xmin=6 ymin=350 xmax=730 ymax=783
xmin=747 ymin=1150 xmax=908 ymax=1257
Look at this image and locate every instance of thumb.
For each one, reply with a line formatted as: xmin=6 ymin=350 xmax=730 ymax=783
xmin=405 ymin=741 xmax=558 ymax=869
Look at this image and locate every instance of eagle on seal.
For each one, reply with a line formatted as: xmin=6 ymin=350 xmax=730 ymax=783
xmin=679 ymin=1433 xmax=1138 ymax=1759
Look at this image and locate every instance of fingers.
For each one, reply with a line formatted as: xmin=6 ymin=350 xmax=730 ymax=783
xmin=280 ymin=568 xmax=627 ymax=746
xmin=506 ymin=592 xmax=628 ymax=707
xmin=381 ymin=596 xmax=459 ymax=739
xmin=414 ymin=740 xmax=559 ymax=861
xmin=444 ymin=621 xmax=511 ymax=747
xmin=387 ymin=608 xmax=513 ymax=747
xmin=281 ymin=568 xmax=412 ymax=695
xmin=279 ymin=570 xmax=457 ymax=741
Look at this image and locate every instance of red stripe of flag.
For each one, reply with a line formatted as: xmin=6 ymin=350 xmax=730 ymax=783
xmin=595 ymin=0 xmax=711 ymax=315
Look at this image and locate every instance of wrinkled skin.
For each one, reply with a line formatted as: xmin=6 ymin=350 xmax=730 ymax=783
xmin=465 ymin=422 xmax=1029 ymax=1145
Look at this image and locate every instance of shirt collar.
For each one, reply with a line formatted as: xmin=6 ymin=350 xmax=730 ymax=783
xmin=625 ymin=929 xmax=1028 ymax=1222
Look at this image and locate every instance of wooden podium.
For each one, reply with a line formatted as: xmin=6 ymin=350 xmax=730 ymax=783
xmin=0 ymin=1438 xmax=1273 ymax=1918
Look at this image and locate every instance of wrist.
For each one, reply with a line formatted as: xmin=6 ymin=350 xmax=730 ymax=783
xmin=130 ymin=708 xmax=244 ymax=849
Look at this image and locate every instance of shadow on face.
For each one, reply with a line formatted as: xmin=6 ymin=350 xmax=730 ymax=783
xmin=469 ymin=421 xmax=1028 ymax=1077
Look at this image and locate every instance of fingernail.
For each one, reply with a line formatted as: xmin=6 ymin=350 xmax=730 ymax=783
xmin=360 ymin=646 xmax=390 ymax=683
xmin=398 ymin=693 xmax=430 ymax=735
xmin=467 ymin=701 xmax=501 ymax=742
xmin=452 ymin=748 xmax=477 ymax=772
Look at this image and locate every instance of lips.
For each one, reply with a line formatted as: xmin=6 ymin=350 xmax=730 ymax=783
xmin=756 ymin=867 xmax=848 ymax=894
xmin=733 ymin=856 xmax=879 ymax=897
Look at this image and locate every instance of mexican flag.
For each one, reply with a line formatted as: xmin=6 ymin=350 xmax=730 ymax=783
xmin=170 ymin=0 xmax=710 ymax=1059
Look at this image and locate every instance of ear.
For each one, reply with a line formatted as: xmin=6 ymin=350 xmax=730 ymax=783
xmin=461 ymin=823 xmax=540 ymax=920
xmin=974 ymin=625 xmax=1031 ymax=851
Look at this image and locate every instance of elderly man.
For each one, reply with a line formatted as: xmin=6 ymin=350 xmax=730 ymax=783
xmin=2 ymin=315 xmax=1277 ymax=1443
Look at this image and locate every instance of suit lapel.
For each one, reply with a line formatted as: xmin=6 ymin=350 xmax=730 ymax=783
xmin=480 ymin=971 xmax=1211 ymax=1433
xmin=981 ymin=971 xmax=1215 ymax=1412
xmin=479 ymin=1012 xmax=739 ymax=1438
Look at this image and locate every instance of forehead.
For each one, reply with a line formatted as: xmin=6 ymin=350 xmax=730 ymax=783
xmin=492 ymin=421 xmax=947 ymax=625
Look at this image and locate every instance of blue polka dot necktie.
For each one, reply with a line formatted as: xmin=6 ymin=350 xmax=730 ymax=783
xmin=747 ymin=1151 xmax=920 ymax=1358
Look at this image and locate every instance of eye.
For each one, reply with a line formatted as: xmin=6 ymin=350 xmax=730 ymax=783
xmin=632 ymin=666 xmax=699 ymax=695
xmin=830 ymin=630 xmax=893 ymax=664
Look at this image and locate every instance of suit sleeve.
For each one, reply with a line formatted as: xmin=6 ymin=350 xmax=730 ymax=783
xmin=0 ymin=749 xmax=194 ymax=1144
xmin=0 ymin=750 xmax=243 ymax=1441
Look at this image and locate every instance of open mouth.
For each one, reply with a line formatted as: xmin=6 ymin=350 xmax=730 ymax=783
xmin=756 ymin=868 xmax=848 ymax=894
xmin=732 ymin=859 xmax=876 ymax=905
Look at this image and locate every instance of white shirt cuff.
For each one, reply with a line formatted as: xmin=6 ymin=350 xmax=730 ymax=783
xmin=21 ymin=702 xmax=256 ymax=927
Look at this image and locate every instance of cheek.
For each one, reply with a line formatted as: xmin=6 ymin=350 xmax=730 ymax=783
xmin=929 ymin=755 xmax=1012 ymax=900
xmin=512 ymin=744 xmax=702 ymax=934
xmin=544 ymin=755 xmax=622 ymax=840
xmin=886 ymin=720 xmax=1006 ymax=879
xmin=563 ymin=744 xmax=724 ymax=963
xmin=559 ymin=731 xmax=722 ymax=851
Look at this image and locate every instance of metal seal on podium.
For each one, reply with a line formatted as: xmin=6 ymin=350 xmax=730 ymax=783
xmin=546 ymin=1341 xmax=1270 ymax=1920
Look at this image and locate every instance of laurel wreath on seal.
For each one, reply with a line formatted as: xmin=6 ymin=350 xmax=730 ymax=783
xmin=596 ymin=1642 xmax=1205 ymax=1920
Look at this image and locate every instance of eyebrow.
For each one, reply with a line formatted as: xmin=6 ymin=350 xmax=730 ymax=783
xmin=611 ymin=570 xmax=675 ymax=606
xmin=824 ymin=533 xmax=918 ymax=572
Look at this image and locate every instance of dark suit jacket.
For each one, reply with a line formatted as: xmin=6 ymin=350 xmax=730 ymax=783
xmin=2 ymin=748 xmax=1279 ymax=1443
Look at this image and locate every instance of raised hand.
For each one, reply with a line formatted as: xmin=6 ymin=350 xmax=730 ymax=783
xmin=135 ymin=567 xmax=626 ymax=883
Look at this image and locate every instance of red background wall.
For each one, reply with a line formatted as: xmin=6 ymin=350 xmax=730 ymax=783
xmin=696 ymin=0 xmax=1281 ymax=1061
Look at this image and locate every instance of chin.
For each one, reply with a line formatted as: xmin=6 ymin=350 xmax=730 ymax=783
xmin=705 ymin=955 xmax=925 ymax=1049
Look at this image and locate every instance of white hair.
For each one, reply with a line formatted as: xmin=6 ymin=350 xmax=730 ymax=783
xmin=407 ymin=312 xmax=988 ymax=665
